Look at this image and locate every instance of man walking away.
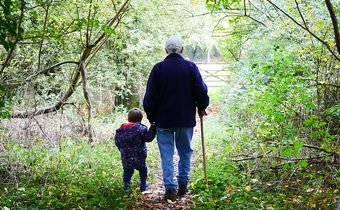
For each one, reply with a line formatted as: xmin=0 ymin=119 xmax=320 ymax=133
xmin=143 ymin=35 xmax=209 ymax=201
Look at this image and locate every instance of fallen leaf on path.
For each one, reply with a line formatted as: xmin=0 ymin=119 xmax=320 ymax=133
xmin=141 ymin=190 xmax=152 ymax=194
xmin=167 ymin=199 xmax=176 ymax=204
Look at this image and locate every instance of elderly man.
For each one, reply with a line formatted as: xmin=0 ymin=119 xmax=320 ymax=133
xmin=143 ymin=35 xmax=209 ymax=200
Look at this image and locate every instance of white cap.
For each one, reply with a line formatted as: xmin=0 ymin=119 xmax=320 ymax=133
xmin=165 ymin=35 xmax=183 ymax=50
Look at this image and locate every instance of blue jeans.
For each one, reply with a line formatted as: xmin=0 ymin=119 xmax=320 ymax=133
xmin=123 ymin=166 xmax=148 ymax=191
xmin=156 ymin=127 xmax=193 ymax=189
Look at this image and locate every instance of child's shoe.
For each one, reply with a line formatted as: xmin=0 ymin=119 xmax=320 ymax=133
xmin=124 ymin=182 xmax=130 ymax=194
xmin=140 ymin=181 xmax=149 ymax=192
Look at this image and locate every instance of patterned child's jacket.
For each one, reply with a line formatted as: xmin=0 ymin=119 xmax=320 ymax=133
xmin=114 ymin=122 xmax=156 ymax=169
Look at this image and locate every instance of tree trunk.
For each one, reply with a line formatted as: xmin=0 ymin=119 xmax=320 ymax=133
xmin=325 ymin=0 xmax=340 ymax=55
xmin=80 ymin=61 xmax=94 ymax=143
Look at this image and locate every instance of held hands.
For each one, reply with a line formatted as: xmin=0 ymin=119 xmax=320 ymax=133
xmin=198 ymin=110 xmax=207 ymax=119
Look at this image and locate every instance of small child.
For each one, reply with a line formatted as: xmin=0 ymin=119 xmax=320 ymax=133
xmin=114 ymin=108 xmax=156 ymax=192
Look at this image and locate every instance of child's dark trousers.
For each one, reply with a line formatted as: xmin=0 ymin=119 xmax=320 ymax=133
xmin=123 ymin=166 xmax=148 ymax=191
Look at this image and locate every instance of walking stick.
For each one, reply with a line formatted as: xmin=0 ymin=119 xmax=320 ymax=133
xmin=200 ymin=115 xmax=208 ymax=186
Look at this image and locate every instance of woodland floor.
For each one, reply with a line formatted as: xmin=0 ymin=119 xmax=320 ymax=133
xmin=137 ymin=154 xmax=194 ymax=209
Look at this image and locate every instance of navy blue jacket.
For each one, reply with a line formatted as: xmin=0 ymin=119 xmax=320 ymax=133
xmin=114 ymin=123 xmax=156 ymax=169
xmin=143 ymin=53 xmax=209 ymax=128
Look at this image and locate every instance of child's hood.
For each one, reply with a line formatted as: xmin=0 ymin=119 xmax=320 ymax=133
xmin=120 ymin=122 xmax=136 ymax=128
xmin=115 ymin=123 xmax=142 ymax=142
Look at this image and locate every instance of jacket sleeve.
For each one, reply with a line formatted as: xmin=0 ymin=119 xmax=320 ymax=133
xmin=114 ymin=130 xmax=121 ymax=150
xmin=192 ymin=64 xmax=209 ymax=110
xmin=143 ymin=123 xmax=157 ymax=142
xmin=143 ymin=65 xmax=159 ymax=123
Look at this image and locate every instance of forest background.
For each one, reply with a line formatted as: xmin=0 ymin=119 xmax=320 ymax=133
xmin=0 ymin=0 xmax=339 ymax=209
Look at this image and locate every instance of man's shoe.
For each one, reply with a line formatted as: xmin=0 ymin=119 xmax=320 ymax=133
xmin=164 ymin=188 xmax=177 ymax=201
xmin=177 ymin=182 xmax=188 ymax=196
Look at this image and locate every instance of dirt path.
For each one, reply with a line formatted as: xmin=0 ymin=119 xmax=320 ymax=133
xmin=136 ymin=127 xmax=204 ymax=209
xmin=137 ymin=151 xmax=194 ymax=209
xmin=136 ymin=106 xmax=217 ymax=209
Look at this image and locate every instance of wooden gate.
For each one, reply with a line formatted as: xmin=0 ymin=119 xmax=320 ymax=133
xmin=197 ymin=63 xmax=230 ymax=88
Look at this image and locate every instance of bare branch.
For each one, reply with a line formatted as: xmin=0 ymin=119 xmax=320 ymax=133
xmin=25 ymin=61 xmax=79 ymax=82
xmin=111 ymin=0 xmax=118 ymax=13
xmin=32 ymin=117 xmax=49 ymax=140
xmin=226 ymin=48 xmax=240 ymax=61
xmin=249 ymin=1 xmax=274 ymax=21
xmin=76 ymin=6 xmax=85 ymax=48
xmin=266 ymin=0 xmax=340 ymax=62
xmin=38 ymin=3 xmax=50 ymax=71
xmin=243 ymin=0 xmax=247 ymax=16
xmin=232 ymin=151 xmax=272 ymax=162
xmin=12 ymin=65 xmax=81 ymax=118
xmin=186 ymin=11 xmax=237 ymax=18
xmin=303 ymin=144 xmax=333 ymax=154
xmin=245 ymin=14 xmax=267 ymax=27
xmin=86 ymin=14 xmax=124 ymax=65
xmin=11 ymin=1 xmax=131 ymax=118
xmin=243 ymin=0 xmax=267 ymax=27
xmin=212 ymin=13 xmax=235 ymax=33
xmin=86 ymin=0 xmax=93 ymax=46
xmin=294 ymin=0 xmax=308 ymax=30
xmin=211 ymin=11 xmax=266 ymax=32
xmin=92 ymin=0 xmax=131 ymax=46
xmin=325 ymin=0 xmax=340 ymax=55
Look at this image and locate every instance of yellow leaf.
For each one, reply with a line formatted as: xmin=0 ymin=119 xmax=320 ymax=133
xmin=167 ymin=199 xmax=175 ymax=204
xmin=245 ymin=185 xmax=251 ymax=192
xmin=225 ymin=185 xmax=234 ymax=193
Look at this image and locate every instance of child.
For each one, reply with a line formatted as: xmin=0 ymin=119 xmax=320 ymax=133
xmin=114 ymin=108 xmax=156 ymax=192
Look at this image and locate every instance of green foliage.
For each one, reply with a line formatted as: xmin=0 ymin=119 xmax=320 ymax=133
xmin=191 ymin=114 xmax=339 ymax=209
xmin=1 ymin=0 xmax=339 ymax=208
xmin=191 ymin=0 xmax=340 ymax=207
xmin=0 ymin=141 xmax=143 ymax=209
xmin=0 ymin=0 xmax=23 ymax=51
xmin=0 ymin=84 xmax=11 ymax=119
xmin=206 ymin=0 xmax=241 ymax=11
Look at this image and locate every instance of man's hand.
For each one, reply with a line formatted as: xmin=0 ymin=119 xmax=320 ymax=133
xmin=198 ymin=110 xmax=207 ymax=119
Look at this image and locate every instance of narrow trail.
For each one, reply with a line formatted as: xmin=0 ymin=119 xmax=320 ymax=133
xmin=137 ymin=153 xmax=194 ymax=209
xmin=136 ymin=105 xmax=219 ymax=209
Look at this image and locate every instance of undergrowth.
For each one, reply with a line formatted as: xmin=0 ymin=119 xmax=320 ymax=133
xmin=0 ymin=141 xmax=144 ymax=209
xmin=190 ymin=104 xmax=339 ymax=209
